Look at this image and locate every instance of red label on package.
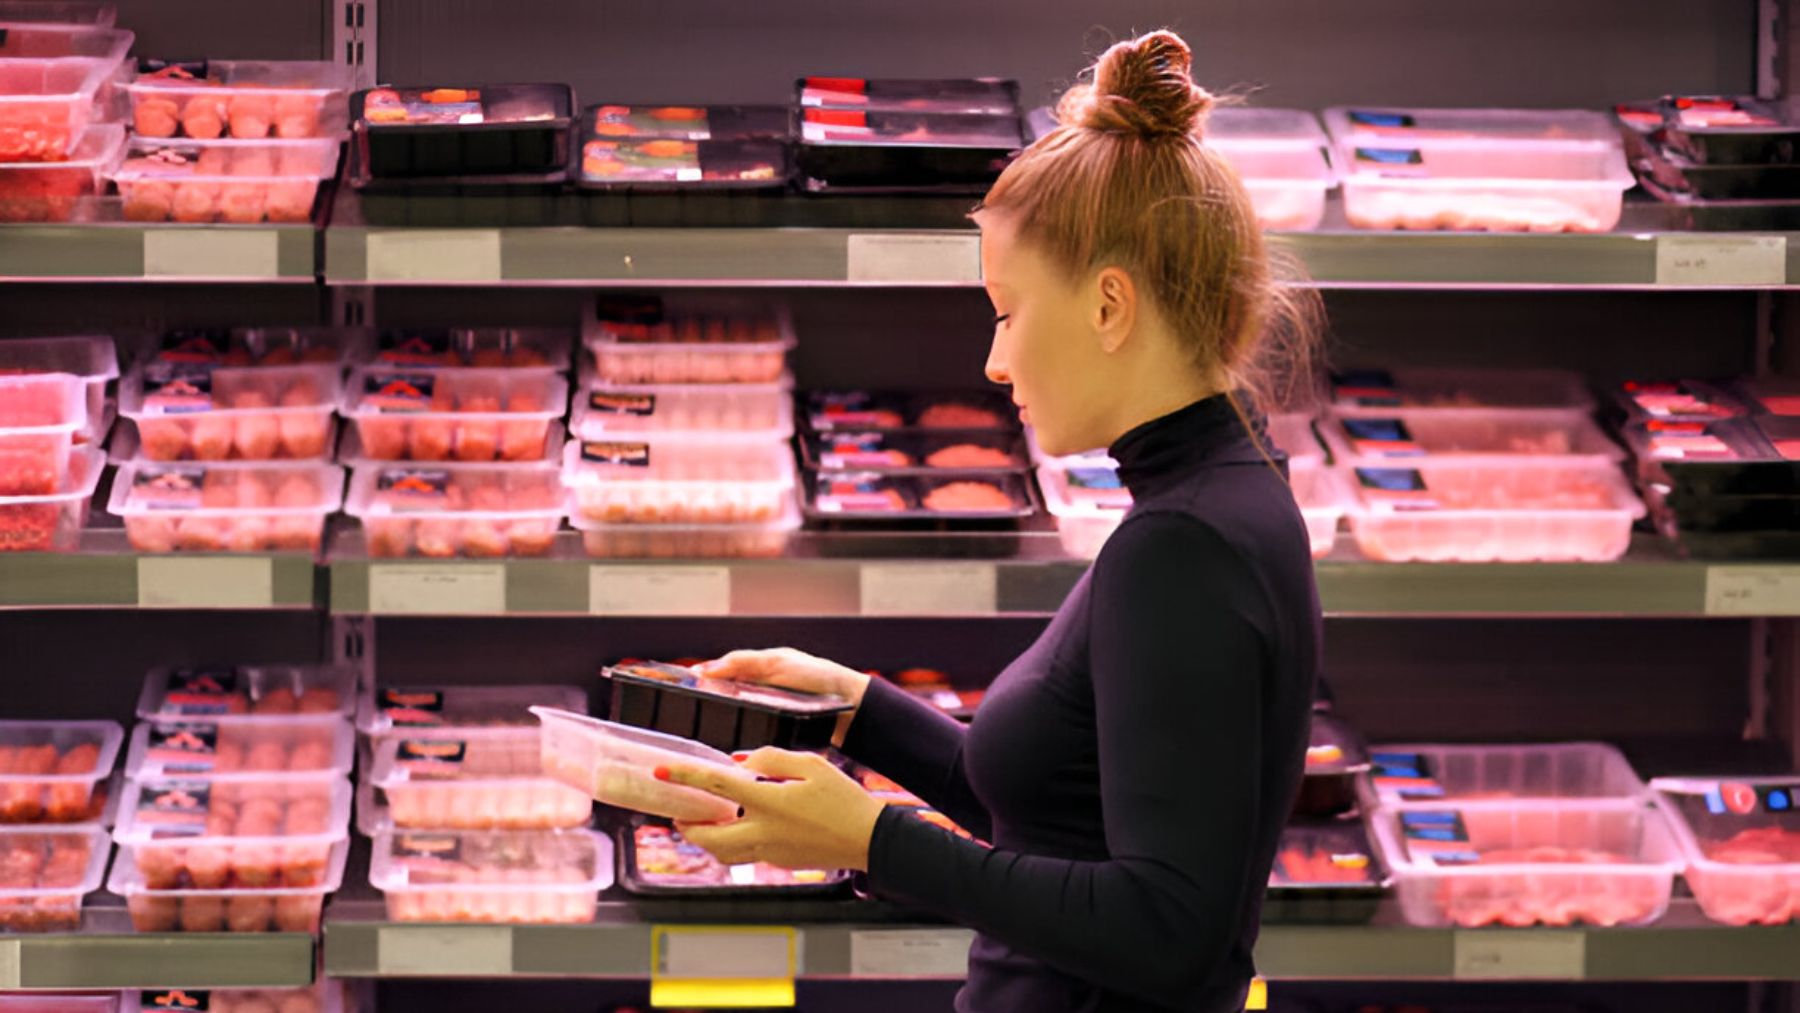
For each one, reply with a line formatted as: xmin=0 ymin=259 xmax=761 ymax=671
xmin=143 ymin=365 xmax=215 ymax=415
xmin=132 ymin=465 xmax=208 ymax=510
xmin=589 ymin=391 xmax=656 ymax=416
xmin=137 ymin=779 xmax=211 ymax=837
xmin=1644 ymin=420 xmax=1736 ymax=460
xmin=581 ymin=440 xmax=650 ymax=467
xmin=365 ymin=373 xmax=436 ymax=413
xmin=147 ymin=723 xmax=220 ymax=773
xmin=397 ymin=739 xmax=467 ymax=778
xmin=379 ymin=687 xmax=446 ymax=727
xmin=822 ymin=433 xmax=907 ymax=469
xmin=376 ymin=468 xmax=452 ymax=511
xmin=164 ymin=666 xmax=240 ymax=712
xmin=378 ymin=331 xmax=452 ymax=366
xmin=393 ymin=833 xmax=463 ymax=863
xmin=1332 ymin=369 xmax=1401 ymax=408
xmin=143 ymin=991 xmax=209 ymax=1013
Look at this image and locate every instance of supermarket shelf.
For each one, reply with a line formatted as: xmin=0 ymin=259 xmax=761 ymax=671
xmin=0 ymin=532 xmax=321 ymax=610
xmin=1 ymin=907 xmax=314 ymax=989
xmin=0 ymin=206 xmax=319 ymax=283
xmin=320 ymin=899 xmax=1800 ymax=981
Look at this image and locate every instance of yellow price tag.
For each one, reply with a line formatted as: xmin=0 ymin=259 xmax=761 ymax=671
xmin=1246 ymin=976 xmax=1267 ymax=1011
xmin=650 ymin=925 xmax=796 ymax=1008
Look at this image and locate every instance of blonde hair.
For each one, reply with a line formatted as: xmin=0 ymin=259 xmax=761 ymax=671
xmin=976 ymin=30 xmax=1321 ymax=417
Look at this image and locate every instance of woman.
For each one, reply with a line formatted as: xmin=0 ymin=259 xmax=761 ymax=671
xmin=657 ymin=29 xmax=1323 ymax=1013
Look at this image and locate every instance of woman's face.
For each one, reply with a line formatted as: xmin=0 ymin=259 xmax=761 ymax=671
xmin=980 ymin=216 xmax=1116 ymax=458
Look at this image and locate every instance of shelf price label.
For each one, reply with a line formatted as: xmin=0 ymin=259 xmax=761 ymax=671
xmin=366 ymin=230 xmax=502 ymax=282
xmin=376 ymin=925 xmax=511 ymax=975
xmin=860 ymin=562 xmax=998 ymax=615
xmin=1704 ymin=565 xmax=1800 ymax=615
xmin=846 ymin=233 xmax=981 ymax=283
xmin=0 ymin=937 xmax=19 ymax=988
xmin=1452 ymin=930 xmax=1584 ymax=980
xmin=1655 ymin=235 xmax=1786 ymax=286
xmin=848 ymin=928 xmax=972 ymax=977
xmin=138 ymin=557 xmax=274 ymax=609
xmin=651 ymin=925 xmax=796 ymax=1008
xmin=588 ymin=565 xmax=731 ymax=616
xmin=144 ymin=229 xmax=282 ymax=280
xmin=368 ymin=563 xmax=507 ymax=614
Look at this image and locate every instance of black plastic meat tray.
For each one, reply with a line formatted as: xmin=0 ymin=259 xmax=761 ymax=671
xmin=352 ymin=83 xmax=575 ymax=179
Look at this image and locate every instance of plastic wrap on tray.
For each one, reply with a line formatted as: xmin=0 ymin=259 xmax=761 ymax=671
xmin=0 ymin=372 xmax=87 ymax=496
xmin=126 ymin=717 xmax=354 ymax=781
xmin=358 ymin=683 xmax=588 ymax=737
xmin=571 ymin=378 xmax=793 ymax=440
xmin=563 ymin=437 xmax=795 ymax=525
xmin=341 ymin=368 xmax=567 ymax=463
xmin=109 ymin=137 xmax=339 ymax=224
xmin=1331 ymin=368 xmax=1596 ymax=412
xmin=359 ymin=327 xmax=571 ymax=372
xmin=0 ymin=27 xmax=131 ymax=161
xmin=805 ymin=470 xmax=1035 ymax=521
xmin=1345 ymin=459 xmax=1645 ymax=562
xmin=109 ymin=836 xmax=346 ymax=932
xmin=1324 ymin=408 xmax=1622 ymax=466
xmin=577 ymin=136 xmax=788 ymax=190
xmin=345 ymin=461 xmax=566 ymax=558
xmin=622 ymin=817 xmax=849 ymax=896
xmin=0 ymin=825 xmax=108 ymax=930
xmin=370 ymin=827 xmax=612 ymax=923
xmin=583 ymin=297 xmax=794 ymax=385
xmin=367 ymin=728 xmax=593 ymax=831
xmin=803 ymin=389 xmax=1020 ymax=432
xmin=532 ymin=707 xmax=745 ymax=824
xmin=0 ymin=445 xmax=102 ymax=551
xmin=796 ymin=108 xmax=1023 ymax=191
xmin=1653 ymin=777 xmax=1800 ymax=925
xmin=1370 ymin=742 xmax=1647 ymax=807
xmin=0 ymin=122 xmax=123 ymax=222
xmin=142 ymin=327 xmax=371 ymax=370
xmin=113 ymin=776 xmax=351 ymax=890
xmin=603 ymin=659 xmax=852 ymax=752
xmin=1266 ymin=819 xmax=1389 ymax=924
xmin=799 ymin=77 xmax=1019 ymax=116
xmin=584 ymin=103 xmax=789 ymax=141
xmin=801 ymin=428 xmax=1027 ymax=473
xmin=109 ymin=461 xmax=345 ymax=554
xmin=1612 ymin=379 xmax=1748 ymax=423
xmin=1372 ymin=800 xmax=1682 ymax=928
xmin=120 ymin=362 xmax=339 ymax=462
xmin=1625 ymin=417 xmax=1800 ymax=496
xmin=0 ymin=335 xmax=117 ymax=443
xmin=352 ymin=83 xmax=574 ymax=179
xmin=1294 ymin=712 xmax=1369 ymax=818
xmin=127 ymin=60 xmax=353 ymax=140
xmin=574 ymin=496 xmax=799 ymax=559
xmin=0 ymin=721 xmax=122 ymax=823
xmin=137 ymin=665 xmax=357 ymax=721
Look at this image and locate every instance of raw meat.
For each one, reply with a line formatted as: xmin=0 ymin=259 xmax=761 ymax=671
xmin=0 ymin=738 xmax=108 ymax=823
xmin=632 ymin=823 xmax=836 ymax=888
xmin=378 ymin=734 xmax=593 ymax=830
xmin=356 ymin=465 xmax=563 ymax=559
xmin=921 ymin=480 xmax=1017 ymax=512
xmin=129 ymin=779 xmax=342 ymax=890
xmin=917 ymin=402 xmax=1006 ymax=429
xmin=378 ymin=830 xmax=601 ymax=924
xmin=0 ymin=831 xmax=95 ymax=930
xmin=925 ymin=443 xmax=1017 ymax=469
xmin=568 ymin=440 xmax=790 ymax=525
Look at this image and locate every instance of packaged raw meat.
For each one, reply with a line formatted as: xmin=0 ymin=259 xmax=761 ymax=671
xmin=0 ymin=720 xmax=122 ymax=823
xmin=573 ymin=497 xmax=800 ymax=559
xmin=142 ymin=327 xmax=372 ymax=371
xmin=804 ymin=470 xmax=1036 ymax=521
xmin=577 ymin=136 xmax=788 ymax=190
xmin=109 ymin=836 xmax=347 ymax=932
xmin=341 ymin=368 xmax=568 ymax=463
xmin=1331 ymin=368 xmax=1596 ymax=412
xmin=360 ymin=327 xmax=572 ymax=372
xmin=0 ymin=2 xmax=115 ymax=27
xmin=603 ymin=659 xmax=853 ymax=752
xmin=796 ymin=107 xmax=1024 ymax=192
xmin=1622 ymin=417 xmax=1800 ymax=496
xmin=357 ymin=683 xmax=587 ymax=737
xmin=799 ymin=77 xmax=1020 ymax=116
xmin=1324 ymin=408 xmax=1622 ymax=467
xmin=0 ymin=825 xmax=108 ymax=930
xmin=1344 ymin=459 xmax=1645 ymax=562
xmin=1323 ymin=107 xmax=1632 ymax=232
xmin=125 ymin=717 xmax=354 ymax=781
xmin=1370 ymin=742 xmax=1646 ymax=807
xmin=1266 ymin=819 xmax=1390 ymax=924
xmin=351 ymin=84 xmax=575 ymax=179
xmin=621 ymin=817 xmax=850 ymax=896
xmin=1650 ymin=95 xmax=1800 ymax=166
xmin=340 ymin=419 xmax=562 ymax=468
xmin=1653 ymin=776 xmax=1800 ymax=925
xmin=583 ymin=298 xmax=795 ymax=385
xmin=370 ymin=827 xmax=612 ymax=923
xmin=109 ymin=137 xmax=340 ymax=225
xmin=571 ymin=377 xmax=793 ymax=441
xmin=0 ymin=995 xmax=118 ymax=1013
xmin=0 ymin=444 xmax=102 ymax=551
xmin=531 ymin=706 xmax=744 ymax=823
xmin=0 ymin=27 xmax=130 ymax=162
xmin=123 ymin=982 xmax=345 ymax=1013
xmin=0 ymin=335 xmax=118 ymax=443
xmin=1289 ymin=460 xmax=1349 ymax=559
xmin=136 ymin=665 xmax=357 ymax=721
xmin=1206 ymin=108 xmax=1335 ymax=232
xmin=109 ymin=461 xmax=345 ymax=554
xmin=0 ymin=372 xmax=86 ymax=495
xmin=1293 ymin=713 xmax=1370 ymax=819
xmin=367 ymin=729 xmax=594 ymax=831
xmin=120 ymin=362 xmax=340 ymax=462
xmin=1372 ymin=799 xmax=1682 ymax=928
xmin=584 ymin=103 xmax=789 ymax=142
xmin=345 ymin=461 xmax=567 ymax=558
xmin=1037 ymin=458 xmax=1129 ymax=558
xmin=1730 ymin=376 xmax=1800 ymax=417
xmin=114 ymin=776 xmax=351 ymax=891
xmin=1611 ymin=378 xmax=1747 ymax=424
xmin=0 ymin=121 xmax=122 ymax=221
xmin=801 ymin=429 xmax=1027 ymax=474
xmin=803 ymin=389 xmax=1019 ymax=432
xmin=563 ymin=437 xmax=796 ymax=525
xmin=127 ymin=61 xmax=353 ymax=140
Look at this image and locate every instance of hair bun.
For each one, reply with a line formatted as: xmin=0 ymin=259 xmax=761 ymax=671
xmin=1060 ymin=30 xmax=1213 ymax=141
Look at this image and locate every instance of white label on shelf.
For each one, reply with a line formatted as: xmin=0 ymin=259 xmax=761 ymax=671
xmin=137 ymin=557 xmax=275 ymax=608
xmin=378 ymin=925 xmax=511 ymax=975
xmin=366 ymin=230 xmax=502 ymax=282
xmin=588 ymin=565 xmax=731 ymax=615
xmin=1452 ymin=930 xmax=1585 ymax=980
xmin=846 ymin=233 xmax=981 ymax=283
xmin=655 ymin=926 xmax=796 ymax=979
xmin=849 ymin=929 xmax=973 ymax=977
xmin=369 ymin=563 xmax=507 ymax=614
xmin=144 ymin=229 xmax=281 ymax=279
xmin=1704 ymin=566 xmax=1800 ymax=615
xmin=860 ymin=562 xmax=998 ymax=615
xmin=0 ymin=938 xmax=18 ymax=988
xmin=1655 ymin=235 xmax=1786 ymax=286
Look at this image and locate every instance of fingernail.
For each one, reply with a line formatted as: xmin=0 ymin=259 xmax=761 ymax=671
xmin=652 ymin=766 xmax=671 ymax=782
xmin=731 ymin=752 xmax=750 ymax=762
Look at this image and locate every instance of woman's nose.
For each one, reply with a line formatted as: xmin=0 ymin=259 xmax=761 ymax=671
xmin=985 ymin=341 xmax=1010 ymax=385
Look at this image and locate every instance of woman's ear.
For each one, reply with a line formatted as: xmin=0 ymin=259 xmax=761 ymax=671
xmin=1093 ymin=266 xmax=1137 ymax=354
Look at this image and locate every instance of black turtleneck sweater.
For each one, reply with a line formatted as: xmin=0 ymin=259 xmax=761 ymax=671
xmin=845 ymin=394 xmax=1322 ymax=1013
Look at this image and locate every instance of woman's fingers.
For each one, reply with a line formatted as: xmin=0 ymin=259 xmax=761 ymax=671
xmin=739 ymin=747 xmax=829 ymax=782
xmin=677 ymin=818 xmax=766 ymax=865
xmin=694 ymin=648 xmax=776 ymax=681
xmin=656 ymin=761 xmax=762 ymax=805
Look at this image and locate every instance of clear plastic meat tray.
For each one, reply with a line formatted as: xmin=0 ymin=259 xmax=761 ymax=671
xmin=1323 ymin=408 xmax=1623 ymax=466
xmin=137 ymin=664 xmax=358 ymax=721
xmin=109 ymin=836 xmax=347 ymax=932
xmin=109 ymin=460 xmax=345 ymax=554
xmin=113 ymin=776 xmax=352 ymax=891
xmin=358 ymin=683 xmax=588 ymax=737
xmin=367 ymin=728 xmax=594 ymax=831
xmin=0 ymin=372 xmax=87 ymax=495
xmin=120 ymin=362 xmax=339 ymax=462
xmin=0 ymin=825 xmax=109 ymax=930
xmin=1290 ymin=459 xmax=1349 ymax=558
xmin=0 ymin=720 xmax=122 ymax=823
xmin=0 ymin=335 xmax=118 ymax=441
xmin=0 ymin=121 xmax=124 ymax=222
xmin=0 ymin=444 xmax=102 ymax=551
xmin=125 ymin=717 xmax=354 ymax=781
xmin=360 ymin=327 xmax=572 ymax=372
xmin=0 ymin=27 xmax=131 ymax=161
xmin=370 ymin=827 xmax=613 ymax=923
xmin=573 ymin=496 xmax=800 ymax=559
xmin=563 ymin=436 xmax=795 ymax=525
xmin=1652 ymin=776 xmax=1800 ymax=925
xmin=532 ymin=706 xmax=745 ymax=824
xmin=1207 ymin=108 xmax=1334 ymax=231
xmin=1369 ymin=742 xmax=1647 ymax=807
xmin=1037 ymin=458 xmax=1128 ymax=558
xmin=109 ymin=137 xmax=340 ymax=223
xmin=122 ymin=982 xmax=344 ymax=1013
xmin=583 ymin=299 xmax=794 ymax=385
xmin=345 ymin=461 xmax=567 ymax=558
xmin=341 ymin=368 xmax=567 ymax=463
xmin=1331 ymin=367 xmax=1596 ymax=412
xmin=127 ymin=61 xmax=354 ymax=140
xmin=570 ymin=378 xmax=795 ymax=440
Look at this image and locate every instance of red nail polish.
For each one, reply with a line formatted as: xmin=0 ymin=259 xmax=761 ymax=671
xmin=731 ymin=752 xmax=750 ymax=762
xmin=652 ymin=766 xmax=671 ymax=782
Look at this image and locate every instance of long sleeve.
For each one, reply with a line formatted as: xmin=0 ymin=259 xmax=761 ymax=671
xmin=841 ymin=676 xmax=993 ymax=840
xmin=864 ymin=512 xmax=1273 ymax=1010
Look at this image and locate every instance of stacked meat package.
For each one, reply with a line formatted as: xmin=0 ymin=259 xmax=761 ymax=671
xmin=565 ymin=294 xmax=799 ymax=558
xmin=108 ymin=664 xmax=355 ymax=932
xmin=0 ymin=335 xmax=118 ymax=552
xmin=1270 ymin=709 xmax=1388 ymax=923
xmin=0 ymin=5 xmax=130 ymax=223
xmin=1618 ymin=95 xmax=1800 ymax=213
xmin=0 ymin=718 xmax=120 ymax=930
xmin=1612 ymin=377 xmax=1800 ymax=558
xmin=355 ymin=681 xmax=612 ymax=924
xmin=341 ymin=328 xmax=570 ymax=558
xmin=793 ymin=76 xmax=1025 ymax=193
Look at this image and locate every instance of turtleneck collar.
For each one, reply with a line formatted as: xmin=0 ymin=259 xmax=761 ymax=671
xmin=1107 ymin=392 xmax=1271 ymax=500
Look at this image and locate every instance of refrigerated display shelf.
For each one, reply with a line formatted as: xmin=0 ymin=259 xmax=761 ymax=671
xmin=0 ymin=907 xmax=314 ymax=989
xmin=0 ymin=218 xmax=319 ymax=283
xmin=0 ymin=532 xmax=320 ymax=609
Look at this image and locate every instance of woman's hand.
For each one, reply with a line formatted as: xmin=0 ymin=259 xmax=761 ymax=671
xmin=696 ymin=648 xmax=872 ymax=748
xmin=662 ymin=748 xmax=886 ymax=873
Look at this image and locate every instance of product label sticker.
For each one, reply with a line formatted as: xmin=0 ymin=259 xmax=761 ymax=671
xmin=1066 ymin=466 xmax=1123 ymax=491
xmin=818 ymin=474 xmax=906 ymax=513
xmin=1643 ymin=420 xmax=1737 ymax=460
xmin=396 ymin=739 xmax=467 ymax=778
xmin=376 ymin=468 xmax=453 ymax=511
xmin=821 ymin=432 xmax=908 ymax=469
xmin=142 ymin=991 xmax=209 ymax=1013
xmin=801 ymin=107 xmax=871 ymax=142
xmin=592 ymin=104 xmax=714 ymax=141
xmin=1692 ymin=780 xmax=1800 ymax=816
xmin=364 ymin=373 xmax=436 ymax=413
xmin=393 ymin=832 xmax=463 ymax=863
xmin=1354 ymin=147 xmax=1426 ymax=175
xmin=156 ymin=330 xmax=229 ymax=364
xmin=1355 ymin=467 xmax=1439 ymax=511
xmin=146 ymin=723 xmax=219 ymax=773
xmin=164 ymin=666 xmax=240 ymax=712
xmin=581 ymin=138 xmax=704 ymax=182
xmin=1341 ymin=417 xmax=1423 ymax=457
xmin=132 ymin=465 xmax=208 ymax=511
xmin=801 ymin=77 xmax=869 ymax=106
xmin=1347 ymin=110 xmax=1417 ymax=130
xmin=362 ymin=86 xmax=485 ymax=126
xmin=142 ymin=364 xmax=215 ymax=415
xmin=137 ymin=779 xmax=212 ymax=837
xmin=589 ymin=391 xmax=657 ymax=416
xmin=378 ymin=330 xmax=453 ymax=366
xmin=379 ymin=687 xmax=447 ymax=727
xmin=1331 ymin=369 xmax=1401 ymax=407
xmin=580 ymin=440 xmax=651 ymax=467
xmin=1402 ymin=810 xmax=1481 ymax=866
xmin=1371 ymin=750 xmax=1445 ymax=800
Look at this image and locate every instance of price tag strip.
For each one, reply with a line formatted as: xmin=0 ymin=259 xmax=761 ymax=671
xmin=366 ymin=230 xmax=503 ymax=283
xmin=1655 ymin=235 xmax=1786 ymax=287
xmin=145 ymin=229 xmax=281 ymax=280
xmin=846 ymin=233 xmax=981 ymax=283
xmin=589 ymin=565 xmax=731 ymax=616
xmin=1704 ymin=565 xmax=1800 ymax=615
xmin=376 ymin=924 xmax=512 ymax=975
xmin=138 ymin=556 xmax=275 ymax=609
xmin=368 ymin=563 xmax=507 ymax=614
xmin=1452 ymin=929 xmax=1585 ymax=980
xmin=651 ymin=925 xmax=797 ymax=1008
xmin=860 ymin=562 xmax=998 ymax=616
